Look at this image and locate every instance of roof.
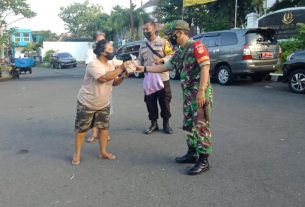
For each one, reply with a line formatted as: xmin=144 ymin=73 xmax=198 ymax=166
xmin=141 ymin=0 xmax=158 ymax=9
xmin=14 ymin=29 xmax=32 ymax=33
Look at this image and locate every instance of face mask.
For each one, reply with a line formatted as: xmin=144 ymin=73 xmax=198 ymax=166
xmin=144 ymin=32 xmax=153 ymax=39
xmin=105 ymin=52 xmax=115 ymax=60
xmin=169 ymin=34 xmax=178 ymax=46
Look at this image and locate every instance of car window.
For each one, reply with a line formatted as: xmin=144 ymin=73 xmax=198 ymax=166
xmin=246 ymin=32 xmax=277 ymax=46
xmin=133 ymin=45 xmax=140 ymax=52
xmin=121 ymin=46 xmax=132 ymax=53
xmin=203 ymin=36 xmax=219 ymax=47
xmin=292 ymin=52 xmax=305 ymax=60
xmin=58 ymin=53 xmax=72 ymax=58
xmin=220 ymin=32 xmax=238 ymax=46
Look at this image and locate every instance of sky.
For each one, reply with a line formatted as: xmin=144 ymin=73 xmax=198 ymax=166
xmin=8 ymin=0 xmax=276 ymax=34
xmin=8 ymin=0 xmax=149 ymax=34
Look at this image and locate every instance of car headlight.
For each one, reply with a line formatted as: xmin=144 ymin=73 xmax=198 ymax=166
xmin=287 ymin=53 xmax=294 ymax=61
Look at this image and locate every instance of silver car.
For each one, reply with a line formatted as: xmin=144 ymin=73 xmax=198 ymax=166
xmin=189 ymin=28 xmax=281 ymax=85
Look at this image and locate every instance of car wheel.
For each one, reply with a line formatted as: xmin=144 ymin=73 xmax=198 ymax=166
xmin=170 ymin=69 xmax=179 ymax=80
xmin=29 ymin=68 xmax=32 ymax=74
xmin=216 ymin=65 xmax=234 ymax=85
xmin=288 ymin=69 xmax=305 ymax=94
xmin=58 ymin=63 xmax=62 ymax=69
xmin=73 ymin=64 xmax=77 ymax=68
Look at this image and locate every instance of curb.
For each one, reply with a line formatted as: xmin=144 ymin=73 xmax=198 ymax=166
xmin=269 ymin=73 xmax=283 ymax=82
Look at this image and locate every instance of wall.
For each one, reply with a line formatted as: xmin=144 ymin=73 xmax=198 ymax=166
xmin=41 ymin=41 xmax=93 ymax=62
xmin=12 ymin=29 xmax=33 ymax=47
xmin=257 ymin=7 xmax=305 ymax=39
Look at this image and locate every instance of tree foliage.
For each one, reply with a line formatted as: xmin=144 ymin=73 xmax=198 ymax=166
xmin=59 ymin=2 xmax=148 ymax=41
xmin=0 ymin=0 xmax=36 ymax=28
xmin=268 ymin=0 xmax=305 ymax=12
xmin=157 ymin=0 xmax=265 ymax=32
xmin=59 ymin=0 xmax=111 ymax=38
xmin=0 ymin=0 xmax=35 ymax=58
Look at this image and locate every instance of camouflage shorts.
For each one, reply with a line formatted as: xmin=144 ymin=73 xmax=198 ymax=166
xmin=75 ymin=101 xmax=110 ymax=133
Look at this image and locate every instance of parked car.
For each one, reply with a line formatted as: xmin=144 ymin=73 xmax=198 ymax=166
xmin=282 ymin=50 xmax=305 ymax=94
xmin=188 ymin=28 xmax=281 ymax=85
xmin=50 ymin=52 xmax=77 ymax=69
xmin=116 ymin=41 xmax=145 ymax=78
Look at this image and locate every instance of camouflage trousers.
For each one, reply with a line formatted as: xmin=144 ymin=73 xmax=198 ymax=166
xmin=182 ymin=86 xmax=213 ymax=155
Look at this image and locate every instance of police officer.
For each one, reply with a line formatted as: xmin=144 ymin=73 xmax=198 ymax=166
xmin=135 ymin=20 xmax=213 ymax=175
xmin=137 ymin=19 xmax=174 ymax=135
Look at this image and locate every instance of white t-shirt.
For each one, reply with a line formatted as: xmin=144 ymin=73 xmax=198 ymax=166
xmin=77 ymin=59 xmax=116 ymax=110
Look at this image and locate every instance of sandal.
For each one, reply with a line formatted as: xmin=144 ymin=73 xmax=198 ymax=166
xmin=99 ymin=152 xmax=116 ymax=160
xmin=87 ymin=136 xmax=97 ymax=143
xmin=72 ymin=154 xmax=80 ymax=165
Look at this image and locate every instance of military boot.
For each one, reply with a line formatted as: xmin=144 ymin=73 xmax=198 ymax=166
xmin=187 ymin=154 xmax=209 ymax=175
xmin=163 ymin=119 xmax=173 ymax=134
xmin=145 ymin=120 xmax=159 ymax=134
xmin=175 ymin=146 xmax=198 ymax=164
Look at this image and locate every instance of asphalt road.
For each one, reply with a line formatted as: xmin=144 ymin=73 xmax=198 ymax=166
xmin=0 ymin=66 xmax=304 ymax=207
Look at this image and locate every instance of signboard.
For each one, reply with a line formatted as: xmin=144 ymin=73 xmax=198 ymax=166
xmin=183 ymin=0 xmax=216 ymax=7
xmin=258 ymin=7 xmax=305 ymax=39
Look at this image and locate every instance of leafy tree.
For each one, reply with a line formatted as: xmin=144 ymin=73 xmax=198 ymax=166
xmin=0 ymin=0 xmax=36 ymax=28
xmin=110 ymin=5 xmax=148 ymax=41
xmin=268 ymin=0 xmax=305 ymax=12
xmin=59 ymin=0 xmax=110 ymax=38
xmin=157 ymin=0 xmax=263 ymax=32
xmin=0 ymin=0 xmax=36 ymax=59
xmin=32 ymin=30 xmax=58 ymax=44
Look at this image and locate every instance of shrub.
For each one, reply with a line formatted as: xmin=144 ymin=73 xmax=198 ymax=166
xmin=43 ymin=49 xmax=55 ymax=62
xmin=280 ymin=23 xmax=305 ymax=62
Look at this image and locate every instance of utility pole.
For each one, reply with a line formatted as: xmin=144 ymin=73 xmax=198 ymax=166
xmin=130 ymin=0 xmax=135 ymax=41
xmin=140 ymin=0 xmax=144 ymax=40
xmin=234 ymin=0 xmax=238 ymax=28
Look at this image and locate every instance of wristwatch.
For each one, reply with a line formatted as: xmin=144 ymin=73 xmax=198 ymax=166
xmin=144 ymin=66 xmax=147 ymax=73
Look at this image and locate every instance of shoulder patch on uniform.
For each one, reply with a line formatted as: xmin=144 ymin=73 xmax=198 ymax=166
xmin=194 ymin=41 xmax=205 ymax=54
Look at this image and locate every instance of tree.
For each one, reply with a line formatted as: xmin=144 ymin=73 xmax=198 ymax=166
xmin=0 ymin=0 xmax=36 ymax=60
xmin=59 ymin=0 xmax=110 ymax=38
xmin=33 ymin=30 xmax=58 ymax=43
xmin=268 ymin=0 xmax=305 ymax=12
xmin=157 ymin=0 xmax=258 ymax=32
xmin=0 ymin=0 xmax=36 ymax=28
xmin=110 ymin=5 xmax=148 ymax=41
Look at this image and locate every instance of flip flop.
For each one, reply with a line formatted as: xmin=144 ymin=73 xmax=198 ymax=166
xmin=99 ymin=152 xmax=116 ymax=160
xmin=72 ymin=154 xmax=80 ymax=165
xmin=86 ymin=136 xmax=97 ymax=143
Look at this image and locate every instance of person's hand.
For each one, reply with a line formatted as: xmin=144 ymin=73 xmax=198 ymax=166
xmin=123 ymin=61 xmax=132 ymax=70
xmin=121 ymin=71 xmax=129 ymax=78
xmin=134 ymin=62 xmax=144 ymax=73
xmin=196 ymin=90 xmax=206 ymax=108
xmin=154 ymin=57 xmax=164 ymax=65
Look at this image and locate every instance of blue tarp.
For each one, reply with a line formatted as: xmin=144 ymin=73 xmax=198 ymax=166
xmin=14 ymin=58 xmax=35 ymax=68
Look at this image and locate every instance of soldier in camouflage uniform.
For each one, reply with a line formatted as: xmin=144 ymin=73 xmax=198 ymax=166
xmin=135 ymin=20 xmax=213 ymax=175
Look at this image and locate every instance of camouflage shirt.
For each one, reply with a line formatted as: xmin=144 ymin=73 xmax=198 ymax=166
xmin=165 ymin=40 xmax=211 ymax=92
